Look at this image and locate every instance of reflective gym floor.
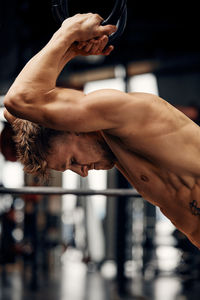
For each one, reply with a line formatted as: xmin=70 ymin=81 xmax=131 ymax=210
xmin=1 ymin=261 xmax=200 ymax=300
xmin=1 ymin=232 xmax=200 ymax=300
xmin=1 ymin=1 xmax=200 ymax=299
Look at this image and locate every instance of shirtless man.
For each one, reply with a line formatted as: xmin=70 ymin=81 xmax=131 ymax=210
xmin=3 ymin=13 xmax=200 ymax=248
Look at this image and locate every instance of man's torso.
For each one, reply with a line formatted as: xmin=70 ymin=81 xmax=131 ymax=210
xmin=102 ymin=93 xmax=200 ymax=247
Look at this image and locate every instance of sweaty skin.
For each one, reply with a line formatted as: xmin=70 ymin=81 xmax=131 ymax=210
xmin=4 ymin=13 xmax=200 ymax=248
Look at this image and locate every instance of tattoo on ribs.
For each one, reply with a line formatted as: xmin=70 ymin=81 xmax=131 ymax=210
xmin=190 ymin=200 xmax=200 ymax=216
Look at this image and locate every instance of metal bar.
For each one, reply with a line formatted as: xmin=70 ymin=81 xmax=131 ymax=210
xmin=0 ymin=187 xmax=141 ymax=197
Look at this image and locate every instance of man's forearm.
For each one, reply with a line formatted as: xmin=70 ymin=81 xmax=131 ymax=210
xmin=4 ymin=14 xmax=116 ymax=124
xmin=6 ymin=25 xmax=77 ymax=100
xmin=5 ymin=13 xmax=116 ymax=101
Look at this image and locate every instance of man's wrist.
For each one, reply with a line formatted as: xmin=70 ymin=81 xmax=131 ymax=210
xmin=50 ymin=25 xmax=77 ymax=49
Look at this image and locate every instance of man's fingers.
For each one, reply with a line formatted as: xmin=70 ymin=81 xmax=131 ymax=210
xmin=98 ymin=35 xmax=109 ymax=52
xmin=88 ymin=35 xmax=109 ymax=54
xmin=77 ymin=41 xmax=87 ymax=49
xmin=76 ymin=35 xmax=114 ymax=56
xmin=95 ymin=36 xmax=113 ymax=56
xmin=103 ymin=45 xmax=114 ymax=56
xmin=80 ymin=39 xmax=97 ymax=52
xmin=87 ymin=36 xmax=108 ymax=55
xmin=84 ymin=40 xmax=95 ymax=52
xmin=99 ymin=24 xmax=117 ymax=37
xmin=91 ymin=39 xmax=102 ymax=53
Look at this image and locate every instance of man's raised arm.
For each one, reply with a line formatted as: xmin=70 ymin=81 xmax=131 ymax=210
xmin=4 ymin=13 xmax=116 ymax=125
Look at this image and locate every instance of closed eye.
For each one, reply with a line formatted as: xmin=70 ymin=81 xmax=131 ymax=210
xmin=61 ymin=164 xmax=67 ymax=171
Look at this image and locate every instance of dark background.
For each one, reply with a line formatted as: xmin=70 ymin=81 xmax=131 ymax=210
xmin=0 ymin=0 xmax=200 ymax=105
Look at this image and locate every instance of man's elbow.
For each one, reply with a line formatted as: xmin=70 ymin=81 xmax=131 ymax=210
xmin=3 ymin=109 xmax=16 ymax=124
xmin=4 ymin=91 xmax=26 ymax=117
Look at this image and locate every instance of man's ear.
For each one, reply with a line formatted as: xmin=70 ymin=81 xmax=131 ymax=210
xmin=3 ymin=109 xmax=16 ymax=124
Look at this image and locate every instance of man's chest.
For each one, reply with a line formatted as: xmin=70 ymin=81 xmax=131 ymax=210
xmin=102 ymin=131 xmax=168 ymax=204
xmin=102 ymin=131 xmax=200 ymax=248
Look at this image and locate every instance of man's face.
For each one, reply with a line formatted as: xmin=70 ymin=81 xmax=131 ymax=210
xmin=46 ymin=132 xmax=116 ymax=177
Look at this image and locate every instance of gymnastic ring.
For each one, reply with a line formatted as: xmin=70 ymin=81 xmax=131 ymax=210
xmin=101 ymin=0 xmax=127 ymax=46
xmin=51 ymin=0 xmax=127 ymax=46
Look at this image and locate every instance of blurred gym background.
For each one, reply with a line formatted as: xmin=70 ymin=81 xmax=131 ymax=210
xmin=0 ymin=1 xmax=200 ymax=299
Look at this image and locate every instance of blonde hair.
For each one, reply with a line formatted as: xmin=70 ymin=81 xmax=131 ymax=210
xmin=12 ymin=119 xmax=63 ymax=182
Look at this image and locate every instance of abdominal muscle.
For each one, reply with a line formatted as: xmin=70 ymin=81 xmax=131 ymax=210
xmin=102 ymin=132 xmax=200 ymax=248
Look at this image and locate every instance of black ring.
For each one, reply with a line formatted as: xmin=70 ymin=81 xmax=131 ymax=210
xmin=101 ymin=0 xmax=126 ymax=26
xmin=51 ymin=0 xmax=127 ymax=46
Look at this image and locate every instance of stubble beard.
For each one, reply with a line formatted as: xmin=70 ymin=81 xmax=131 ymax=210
xmin=96 ymin=139 xmax=117 ymax=170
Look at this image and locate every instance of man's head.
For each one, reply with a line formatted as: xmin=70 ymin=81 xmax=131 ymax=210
xmin=12 ymin=119 xmax=116 ymax=181
xmin=46 ymin=130 xmax=116 ymax=177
